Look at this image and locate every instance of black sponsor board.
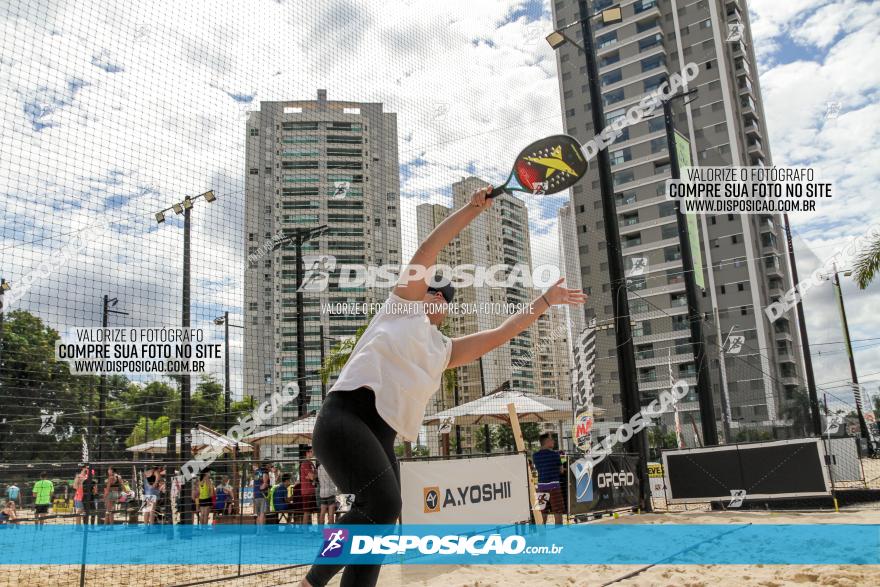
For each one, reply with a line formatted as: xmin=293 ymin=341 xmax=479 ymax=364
xmin=567 ymin=454 xmax=640 ymax=514
xmin=662 ymin=438 xmax=831 ymax=504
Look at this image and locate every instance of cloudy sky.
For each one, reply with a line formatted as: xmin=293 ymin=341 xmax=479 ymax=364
xmin=1 ymin=0 xmax=878 ymax=410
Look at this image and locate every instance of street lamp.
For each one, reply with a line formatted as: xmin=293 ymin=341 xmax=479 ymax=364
xmin=155 ymin=189 xmax=217 ymax=524
xmin=0 ymin=279 xmax=9 ymax=462
xmin=271 ymin=225 xmax=328 ymax=424
xmin=546 ymin=0 xmax=651 ymax=511
xmin=820 ymin=265 xmax=876 ymax=455
xmin=545 ymin=6 xmax=622 ymax=51
xmin=213 ymin=313 xmax=243 ymax=435
xmin=97 ymin=296 xmax=128 ymax=467
xmin=658 ymin=86 xmax=719 ymax=448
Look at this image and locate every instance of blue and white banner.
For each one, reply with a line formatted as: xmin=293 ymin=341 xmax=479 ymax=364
xmin=1 ymin=524 xmax=878 ymax=565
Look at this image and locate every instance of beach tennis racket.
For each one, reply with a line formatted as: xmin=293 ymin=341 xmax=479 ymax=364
xmin=490 ymin=134 xmax=588 ymax=198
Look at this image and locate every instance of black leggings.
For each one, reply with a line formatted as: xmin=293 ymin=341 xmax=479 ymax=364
xmin=305 ymin=388 xmax=400 ymax=587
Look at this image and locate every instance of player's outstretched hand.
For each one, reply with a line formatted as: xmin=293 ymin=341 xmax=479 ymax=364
xmin=543 ymin=278 xmax=587 ymax=306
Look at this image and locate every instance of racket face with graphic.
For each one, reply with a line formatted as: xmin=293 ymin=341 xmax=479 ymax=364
xmin=491 ymin=134 xmax=588 ymax=198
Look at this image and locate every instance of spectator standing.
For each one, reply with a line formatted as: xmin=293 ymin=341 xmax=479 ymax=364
xmin=73 ymin=466 xmax=89 ymax=525
xmin=32 ymin=472 xmax=54 ymax=526
xmin=6 ymin=482 xmax=19 ymax=507
xmin=252 ymin=462 xmax=270 ymax=525
xmin=194 ymin=471 xmax=215 ymax=525
xmin=532 ymin=433 xmax=564 ymax=525
xmin=82 ymin=467 xmax=97 ymax=525
xmin=143 ymin=465 xmax=163 ymax=525
xmin=214 ymin=475 xmax=233 ymax=518
xmin=316 ymin=461 xmax=339 ymax=524
xmin=298 ymin=447 xmax=317 ymax=524
xmin=104 ymin=466 xmax=122 ymax=526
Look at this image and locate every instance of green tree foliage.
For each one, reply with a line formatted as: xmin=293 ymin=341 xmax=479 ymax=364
xmin=782 ymin=388 xmax=813 ymax=437
xmin=473 ymin=425 xmax=492 ymax=452
xmin=0 ymin=310 xmax=96 ymax=461
xmin=493 ymin=422 xmax=541 ymax=451
xmin=853 ymin=236 xmax=880 ymax=289
xmin=125 ymin=415 xmax=171 ymax=446
xmin=0 ymin=310 xmax=261 ymax=461
xmin=647 ymin=427 xmax=679 ymax=459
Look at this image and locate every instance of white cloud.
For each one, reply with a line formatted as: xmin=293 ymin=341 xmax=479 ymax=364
xmin=0 ymin=0 xmax=565 ymax=401
xmin=750 ymin=0 xmax=880 ymax=394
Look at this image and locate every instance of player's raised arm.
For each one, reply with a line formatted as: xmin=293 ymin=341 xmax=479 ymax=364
xmin=447 ymin=278 xmax=587 ymax=368
xmin=392 ymin=186 xmax=493 ymax=301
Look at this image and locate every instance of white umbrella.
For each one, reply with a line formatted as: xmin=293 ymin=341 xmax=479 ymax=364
xmin=125 ymin=424 xmax=253 ymax=454
xmin=242 ymin=413 xmax=318 ymax=446
xmin=423 ymin=390 xmax=596 ymax=426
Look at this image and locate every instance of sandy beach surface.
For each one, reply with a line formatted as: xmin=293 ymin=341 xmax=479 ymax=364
xmin=321 ymin=509 xmax=880 ymax=587
xmin=6 ymin=505 xmax=878 ymax=586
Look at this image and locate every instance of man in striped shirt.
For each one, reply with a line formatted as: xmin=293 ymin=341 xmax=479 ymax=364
xmin=532 ymin=433 xmax=564 ymax=524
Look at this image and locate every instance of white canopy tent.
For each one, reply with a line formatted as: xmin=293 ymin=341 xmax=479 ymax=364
xmin=125 ymin=424 xmax=253 ymax=455
xmin=242 ymin=414 xmax=318 ymax=446
xmin=423 ymin=390 xmax=597 ymax=426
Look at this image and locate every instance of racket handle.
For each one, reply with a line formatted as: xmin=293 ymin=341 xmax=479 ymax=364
xmin=487 ymin=184 xmax=509 ymax=199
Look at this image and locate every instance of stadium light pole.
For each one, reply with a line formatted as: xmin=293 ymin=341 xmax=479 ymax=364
xmin=0 ymin=279 xmax=8 ymax=463
xmin=782 ymin=215 xmax=822 ymax=436
xmin=96 ymin=296 xmax=128 ymax=464
xmin=155 ymin=189 xmax=217 ymax=524
xmin=547 ymin=1 xmax=652 ymax=511
xmin=821 ymin=265 xmax=876 ymax=455
xmin=662 ymin=89 xmax=719 ymax=446
xmin=269 ymin=225 xmax=328 ymax=458
xmin=214 ymin=313 xmax=243 ymax=435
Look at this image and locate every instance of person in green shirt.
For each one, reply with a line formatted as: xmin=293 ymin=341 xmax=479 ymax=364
xmin=32 ymin=472 xmax=54 ymax=525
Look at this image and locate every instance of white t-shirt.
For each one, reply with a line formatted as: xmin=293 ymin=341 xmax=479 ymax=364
xmin=329 ymin=293 xmax=453 ymax=441
xmin=317 ymin=464 xmax=338 ymax=499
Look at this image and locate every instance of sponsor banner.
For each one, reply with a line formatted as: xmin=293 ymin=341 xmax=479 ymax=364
xmin=568 ymin=454 xmax=640 ymax=514
xmin=663 ymin=438 xmax=831 ymax=503
xmin=3 ymin=525 xmax=879 ymax=565
xmin=400 ymin=455 xmax=530 ymax=524
xmin=648 ymin=461 xmax=666 ymax=499
xmin=573 ymin=410 xmax=593 ymax=452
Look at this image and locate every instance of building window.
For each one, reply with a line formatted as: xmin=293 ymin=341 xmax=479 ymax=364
xmin=610 ymin=148 xmax=631 ymax=165
xmin=603 ymin=88 xmax=625 ymax=107
xmin=641 ymin=54 xmax=666 ymax=72
xmin=613 ymin=170 xmax=634 ymax=187
xmin=601 ymin=69 xmax=623 ymax=87
xmin=650 ymin=136 xmax=667 ymax=153
xmin=661 ymin=224 xmax=677 ymax=239
xmin=658 ymin=201 xmax=675 ymax=217
xmin=597 ymin=31 xmax=617 ymax=49
xmin=643 ymin=74 xmax=667 ymax=93
xmin=638 ymin=33 xmax=663 ymax=52
xmin=599 ymin=51 xmax=620 ymax=67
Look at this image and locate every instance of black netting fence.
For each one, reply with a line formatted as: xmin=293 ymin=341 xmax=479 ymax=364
xmin=2 ymin=0 xmax=879 ymax=584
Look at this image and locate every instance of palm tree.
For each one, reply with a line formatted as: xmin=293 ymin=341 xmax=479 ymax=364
xmin=319 ymin=319 xmax=457 ymax=397
xmin=853 ymin=236 xmax=880 ymax=289
xmin=782 ymin=388 xmax=812 ymax=437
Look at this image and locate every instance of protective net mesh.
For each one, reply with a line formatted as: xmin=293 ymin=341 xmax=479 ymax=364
xmin=1 ymin=0 xmax=877 ymax=585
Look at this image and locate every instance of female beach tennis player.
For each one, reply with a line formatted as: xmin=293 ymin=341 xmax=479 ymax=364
xmin=302 ymin=185 xmax=586 ymax=587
